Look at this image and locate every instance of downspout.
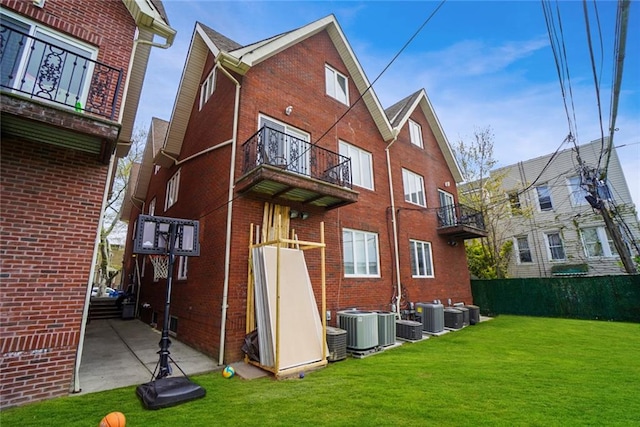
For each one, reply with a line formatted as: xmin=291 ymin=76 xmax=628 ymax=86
xmin=216 ymin=63 xmax=241 ymax=365
xmin=72 ymin=152 xmax=117 ymax=393
xmin=385 ymin=129 xmax=402 ymax=317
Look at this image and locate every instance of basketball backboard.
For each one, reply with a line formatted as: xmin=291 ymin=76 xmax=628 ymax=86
xmin=133 ymin=215 xmax=200 ymax=256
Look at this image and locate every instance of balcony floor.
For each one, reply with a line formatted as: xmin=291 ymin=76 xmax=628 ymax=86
xmin=437 ymin=224 xmax=488 ymax=240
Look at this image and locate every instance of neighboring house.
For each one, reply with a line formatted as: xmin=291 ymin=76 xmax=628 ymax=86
xmin=0 ymin=0 xmax=175 ymax=408
xmin=494 ymin=139 xmax=639 ymax=278
xmin=121 ymin=15 xmax=486 ymax=365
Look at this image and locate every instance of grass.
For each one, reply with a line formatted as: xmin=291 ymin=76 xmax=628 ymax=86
xmin=2 ymin=316 xmax=639 ymax=426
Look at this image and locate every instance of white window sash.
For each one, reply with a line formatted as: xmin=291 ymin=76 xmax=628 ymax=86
xmin=409 ymin=120 xmax=423 ymax=148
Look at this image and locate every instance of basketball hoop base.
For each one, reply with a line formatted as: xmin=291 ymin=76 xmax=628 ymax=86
xmin=136 ymin=376 xmax=206 ymax=410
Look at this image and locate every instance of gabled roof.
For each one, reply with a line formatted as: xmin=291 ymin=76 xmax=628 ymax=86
xmin=385 ymin=89 xmax=463 ymax=183
xmin=155 ymin=14 xmax=395 ymax=166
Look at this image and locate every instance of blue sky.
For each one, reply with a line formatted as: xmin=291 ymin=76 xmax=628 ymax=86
xmin=135 ymin=0 xmax=640 ymax=209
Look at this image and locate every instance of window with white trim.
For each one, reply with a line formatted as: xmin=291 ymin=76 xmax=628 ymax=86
xmin=1 ymin=11 xmax=97 ymax=110
xmin=402 ymin=168 xmax=426 ymax=206
xmin=177 ymin=256 xmax=188 ymax=279
xmin=165 ymin=170 xmax=180 ymax=210
xmin=169 ymin=316 xmax=178 ymax=336
xmin=408 ymin=120 xmax=424 ymax=148
xmin=515 ymin=235 xmax=533 ymax=263
xmin=199 ymin=68 xmax=216 ymax=110
xmin=339 ymin=141 xmax=373 ymax=190
xmin=581 ymin=226 xmax=618 ymax=258
xmin=325 ymin=64 xmax=349 ymax=105
xmin=154 ymin=165 xmax=160 ymax=175
xmin=342 ymin=229 xmax=379 ymax=277
xmin=508 ymin=191 xmax=522 ymax=215
xmin=536 ymin=185 xmax=553 ymax=211
xmin=258 ymin=115 xmax=310 ymax=175
xmin=148 ymin=198 xmax=156 ymax=216
xmin=410 ymin=240 xmax=434 ymax=277
xmin=568 ymin=176 xmax=612 ymax=206
xmin=545 ymin=232 xmax=566 ymax=261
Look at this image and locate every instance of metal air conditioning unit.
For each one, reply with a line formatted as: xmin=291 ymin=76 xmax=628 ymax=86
xmin=396 ymin=319 xmax=422 ymax=341
xmin=416 ymin=302 xmax=444 ymax=333
xmin=326 ymin=326 xmax=347 ymax=362
xmin=444 ymin=307 xmax=463 ymax=330
xmin=456 ymin=306 xmax=470 ymax=327
xmin=338 ymin=310 xmax=378 ymax=350
xmin=465 ymin=305 xmax=480 ymax=325
xmin=374 ymin=311 xmax=396 ymax=347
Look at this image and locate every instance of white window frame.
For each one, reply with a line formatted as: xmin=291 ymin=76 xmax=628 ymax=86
xmin=408 ymin=119 xmax=424 ymax=148
xmin=515 ymin=235 xmax=533 ymax=264
xmin=536 ymin=185 xmax=553 ymax=211
xmin=544 ymin=232 xmax=566 ymax=261
xmin=339 ymin=141 xmax=373 ymax=190
xmin=568 ymin=176 xmax=612 ymax=206
xmin=508 ymin=191 xmax=522 ymax=215
xmin=165 ymin=169 xmax=180 ymax=210
xmin=342 ymin=228 xmax=380 ymax=278
xmin=1 ymin=10 xmax=98 ymax=109
xmin=258 ymin=114 xmax=310 ymax=175
xmin=402 ymin=168 xmax=426 ymax=207
xmin=177 ymin=256 xmax=188 ymax=279
xmin=410 ymin=239 xmax=434 ymax=278
xmin=148 ymin=197 xmax=156 ymax=216
xmin=154 ymin=165 xmax=160 ymax=175
xmin=580 ymin=226 xmax=618 ymax=258
xmin=325 ymin=64 xmax=349 ymax=105
xmin=199 ymin=68 xmax=216 ymax=110
xmin=169 ymin=315 xmax=178 ymax=337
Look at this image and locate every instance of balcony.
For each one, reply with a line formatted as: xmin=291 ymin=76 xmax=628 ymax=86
xmin=236 ymin=126 xmax=359 ymax=209
xmin=1 ymin=24 xmax=123 ymax=163
xmin=436 ymin=204 xmax=488 ymax=240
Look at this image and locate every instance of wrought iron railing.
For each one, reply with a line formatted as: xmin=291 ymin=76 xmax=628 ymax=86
xmin=242 ymin=126 xmax=353 ymax=189
xmin=436 ymin=204 xmax=486 ymax=231
xmin=0 ymin=25 xmax=123 ymax=120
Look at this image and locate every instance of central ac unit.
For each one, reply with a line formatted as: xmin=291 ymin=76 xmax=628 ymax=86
xmin=337 ymin=310 xmax=378 ymax=350
xmin=325 ymin=326 xmax=347 ymax=362
xmin=465 ymin=304 xmax=480 ymax=325
xmin=374 ymin=311 xmax=396 ymax=347
xmin=444 ymin=307 xmax=463 ymax=329
xmin=416 ymin=302 xmax=444 ymax=333
xmin=396 ymin=319 xmax=422 ymax=340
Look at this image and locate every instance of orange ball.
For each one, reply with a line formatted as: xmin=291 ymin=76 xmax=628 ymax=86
xmin=99 ymin=411 xmax=126 ymax=427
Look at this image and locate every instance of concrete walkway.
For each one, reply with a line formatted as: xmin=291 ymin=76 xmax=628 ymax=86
xmin=76 ymin=319 xmax=218 ymax=395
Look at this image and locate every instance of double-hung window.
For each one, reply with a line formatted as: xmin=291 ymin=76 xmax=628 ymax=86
xmin=536 ymin=185 xmax=553 ymax=211
xmin=581 ymin=226 xmax=618 ymax=258
xmin=342 ymin=229 xmax=379 ymax=277
xmin=1 ymin=11 xmax=97 ymax=110
xmin=515 ymin=236 xmax=533 ymax=263
xmin=165 ymin=170 xmax=180 ymax=210
xmin=177 ymin=256 xmax=188 ymax=279
xmin=545 ymin=232 xmax=566 ymax=261
xmin=508 ymin=192 xmax=522 ymax=215
xmin=568 ymin=176 xmax=613 ymax=206
xmin=339 ymin=141 xmax=373 ymax=190
xmin=325 ymin=64 xmax=349 ymax=105
xmin=402 ymin=168 xmax=426 ymax=206
xmin=410 ymin=240 xmax=434 ymax=277
xmin=199 ymin=68 xmax=215 ymax=110
xmin=408 ymin=120 xmax=424 ymax=148
xmin=258 ymin=115 xmax=310 ymax=175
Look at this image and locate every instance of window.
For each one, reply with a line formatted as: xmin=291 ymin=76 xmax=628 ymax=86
xmin=545 ymin=232 xmax=566 ymax=261
xmin=408 ymin=120 xmax=424 ymax=148
xmin=177 ymin=256 xmax=188 ymax=279
xmin=515 ymin=236 xmax=533 ymax=263
xmin=165 ymin=170 xmax=180 ymax=210
xmin=438 ymin=190 xmax=455 ymax=226
xmin=325 ymin=64 xmax=349 ymax=105
xmin=199 ymin=68 xmax=215 ymax=110
xmin=339 ymin=141 xmax=373 ymax=190
xmin=581 ymin=226 xmax=618 ymax=258
xmin=148 ymin=198 xmax=156 ymax=216
xmin=1 ymin=11 xmax=97 ymax=110
xmin=410 ymin=240 xmax=434 ymax=277
xmin=402 ymin=169 xmax=426 ymax=206
xmin=342 ymin=229 xmax=379 ymax=277
xmin=568 ymin=176 xmax=613 ymax=206
xmin=154 ymin=165 xmax=160 ymax=175
xmin=169 ymin=316 xmax=178 ymax=337
xmin=259 ymin=115 xmax=310 ymax=175
xmin=508 ymin=192 xmax=522 ymax=215
xmin=536 ymin=185 xmax=553 ymax=211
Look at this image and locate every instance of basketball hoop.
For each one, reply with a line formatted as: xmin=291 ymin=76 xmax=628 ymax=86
xmin=149 ymin=254 xmax=169 ymax=281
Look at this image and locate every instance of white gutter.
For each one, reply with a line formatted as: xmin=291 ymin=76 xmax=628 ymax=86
xmin=385 ymin=129 xmax=402 ymax=317
xmin=72 ymin=152 xmax=116 ymax=393
xmin=217 ymin=62 xmax=241 ymax=365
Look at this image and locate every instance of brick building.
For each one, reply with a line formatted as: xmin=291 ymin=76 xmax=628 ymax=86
xmin=0 ymin=0 xmax=174 ymax=408
xmin=122 ymin=15 xmax=485 ymax=366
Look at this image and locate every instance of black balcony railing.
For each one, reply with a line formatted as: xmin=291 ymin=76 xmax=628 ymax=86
xmin=436 ymin=204 xmax=486 ymax=231
xmin=242 ymin=126 xmax=353 ymax=189
xmin=0 ymin=24 xmax=123 ymax=120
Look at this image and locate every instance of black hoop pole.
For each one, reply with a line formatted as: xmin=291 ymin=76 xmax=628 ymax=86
xmin=157 ymin=223 xmax=177 ymax=379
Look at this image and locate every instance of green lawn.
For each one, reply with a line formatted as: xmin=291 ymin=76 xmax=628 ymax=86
xmin=2 ymin=316 xmax=639 ymax=426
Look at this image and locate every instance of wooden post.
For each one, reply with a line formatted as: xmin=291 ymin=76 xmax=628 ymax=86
xmin=320 ymin=222 xmax=327 ymax=361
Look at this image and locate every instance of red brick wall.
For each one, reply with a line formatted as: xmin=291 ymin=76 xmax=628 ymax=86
xmin=0 ymin=138 xmax=107 ymax=408
xmin=131 ymin=29 xmax=473 ymax=363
